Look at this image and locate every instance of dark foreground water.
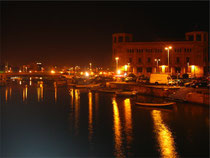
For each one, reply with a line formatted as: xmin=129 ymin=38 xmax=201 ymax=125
xmin=1 ymin=82 xmax=209 ymax=157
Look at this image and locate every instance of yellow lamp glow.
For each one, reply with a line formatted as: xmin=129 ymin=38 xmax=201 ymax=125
xmin=124 ymin=65 xmax=128 ymax=71
xmin=117 ymin=70 xmax=121 ymax=75
xmin=51 ymin=70 xmax=55 ymax=74
xmin=161 ymin=65 xmax=167 ymax=73
xmin=85 ymin=72 xmax=89 ymax=77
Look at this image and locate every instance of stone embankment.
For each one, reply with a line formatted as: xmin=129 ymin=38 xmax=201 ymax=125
xmin=106 ymin=82 xmax=209 ymax=106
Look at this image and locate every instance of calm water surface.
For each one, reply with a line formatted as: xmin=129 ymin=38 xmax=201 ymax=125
xmin=1 ymin=82 xmax=209 ymax=157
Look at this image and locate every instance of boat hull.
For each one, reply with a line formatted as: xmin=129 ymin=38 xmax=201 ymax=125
xmin=135 ymin=102 xmax=175 ymax=107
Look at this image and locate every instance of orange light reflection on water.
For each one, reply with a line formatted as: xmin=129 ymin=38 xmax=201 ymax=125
xmin=124 ymin=98 xmax=133 ymax=154
xmin=112 ymin=97 xmax=125 ymax=158
xmin=23 ymin=85 xmax=28 ymax=102
xmin=88 ymin=91 xmax=93 ymax=143
xmin=5 ymin=88 xmax=8 ymax=102
xmin=152 ymin=110 xmax=178 ymax=158
xmin=37 ymin=82 xmax=43 ymax=102
xmin=54 ymin=83 xmax=57 ymax=103
xmin=75 ymin=89 xmax=80 ymax=135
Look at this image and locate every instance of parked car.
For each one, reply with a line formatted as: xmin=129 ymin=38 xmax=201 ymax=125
xmin=125 ymin=73 xmax=137 ymax=82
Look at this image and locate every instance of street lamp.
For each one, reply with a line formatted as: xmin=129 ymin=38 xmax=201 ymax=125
xmin=89 ymin=63 xmax=92 ymax=71
xmin=115 ymin=57 xmax=119 ymax=73
xmin=154 ymin=59 xmax=160 ymax=72
xmin=165 ymin=46 xmax=172 ymax=73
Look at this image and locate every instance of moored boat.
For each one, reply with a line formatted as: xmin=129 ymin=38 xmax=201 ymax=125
xmin=75 ymin=83 xmax=101 ymax=88
xmin=115 ymin=90 xmax=137 ymax=96
xmin=135 ymin=102 xmax=175 ymax=107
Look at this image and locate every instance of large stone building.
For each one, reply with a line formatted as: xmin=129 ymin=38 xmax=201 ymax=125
xmin=112 ymin=31 xmax=208 ymax=77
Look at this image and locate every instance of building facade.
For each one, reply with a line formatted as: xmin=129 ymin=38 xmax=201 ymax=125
xmin=112 ymin=31 xmax=209 ymax=77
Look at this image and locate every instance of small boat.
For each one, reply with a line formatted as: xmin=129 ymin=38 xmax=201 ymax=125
xmin=96 ymin=88 xmax=117 ymax=93
xmin=116 ymin=90 xmax=137 ymax=96
xmin=135 ymin=102 xmax=175 ymax=107
xmin=75 ymin=83 xmax=101 ymax=88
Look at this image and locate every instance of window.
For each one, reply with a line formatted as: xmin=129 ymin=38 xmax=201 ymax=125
xmin=146 ymin=67 xmax=152 ymax=73
xmin=147 ymin=58 xmax=151 ymax=63
xmin=175 ymin=67 xmax=181 ymax=73
xmin=188 ymin=35 xmax=194 ymax=41
xmin=146 ymin=49 xmax=152 ymax=52
xmin=186 ymin=57 xmax=190 ymax=63
xmin=196 ymin=34 xmax=201 ymax=41
xmin=176 ymin=57 xmax=180 ymax=63
xmin=114 ymin=37 xmax=117 ymax=43
xmin=137 ymin=49 xmax=143 ymax=53
xmin=204 ymin=34 xmax=207 ymax=41
xmin=125 ymin=36 xmax=130 ymax=42
xmin=138 ymin=58 xmax=141 ymax=63
xmin=137 ymin=67 xmax=143 ymax=73
xmin=118 ymin=36 xmax=123 ymax=42
xmin=129 ymin=58 xmax=132 ymax=63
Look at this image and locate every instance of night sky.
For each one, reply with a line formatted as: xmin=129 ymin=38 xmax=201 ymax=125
xmin=1 ymin=1 xmax=209 ymax=68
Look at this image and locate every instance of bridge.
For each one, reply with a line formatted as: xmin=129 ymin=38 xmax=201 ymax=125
xmin=0 ymin=72 xmax=62 ymax=79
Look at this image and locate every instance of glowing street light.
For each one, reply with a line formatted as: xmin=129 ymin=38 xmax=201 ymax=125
xmin=155 ymin=59 xmax=160 ymax=72
xmin=117 ymin=69 xmax=121 ymax=75
xmin=115 ymin=57 xmax=119 ymax=73
xmin=165 ymin=46 xmax=172 ymax=73
xmin=51 ymin=70 xmax=55 ymax=74
xmin=89 ymin=63 xmax=92 ymax=70
xmin=85 ymin=72 xmax=89 ymax=77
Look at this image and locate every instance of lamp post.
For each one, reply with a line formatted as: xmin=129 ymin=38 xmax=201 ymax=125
xmin=165 ymin=46 xmax=172 ymax=73
xmin=115 ymin=57 xmax=119 ymax=73
xmin=154 ymin=59 xmax=160 ymax=72
xmin=89 ymin=63 xmax=92 ymax=71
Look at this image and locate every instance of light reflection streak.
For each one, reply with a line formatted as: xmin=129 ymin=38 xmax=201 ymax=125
xmin=75 ymin=89 xmax=80 ymax=135
xmin=88 ymin=91 xmax=93 ymax=143
xmin=29 ymin=80 xmax=32 ymax=86
xmin=152 ymin=110 xmax=178 ymax=158
xmin=37 ymin=82 xmax=44 ymax=102
xmin=23 ymin=85 xmax=28 ymax=101
xmin=124 ymin=98 xmax=133 ymax=154
xmin=9 ymin=87 xmax=12 ymax=99
xmin=5 ymin=87 xmax=8 ymax=102
xmin=68 ymin=88 xmax=74 ymax=129
xmin=112 ymin=97 xmax=125 ymax=158
xmin=95 ymin=92 xmax=99 ymax=122
xmin=54 ymin=82 xmax=57 ymax=103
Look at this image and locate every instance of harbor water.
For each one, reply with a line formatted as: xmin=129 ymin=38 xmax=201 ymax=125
xmin=1 ymin=81 xmax=209 ymax=157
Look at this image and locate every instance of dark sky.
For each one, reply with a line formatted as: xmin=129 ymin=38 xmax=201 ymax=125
xmin=1 ymin=1 xmax=209 ymax=68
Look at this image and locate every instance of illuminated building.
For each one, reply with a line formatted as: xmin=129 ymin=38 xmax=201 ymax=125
xmin=112 ymin=31 xmax=208 ymax=77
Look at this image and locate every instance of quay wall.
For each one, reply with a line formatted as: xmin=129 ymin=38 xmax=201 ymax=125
xmin=106 ymin=82 xmax=209 ymax=105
